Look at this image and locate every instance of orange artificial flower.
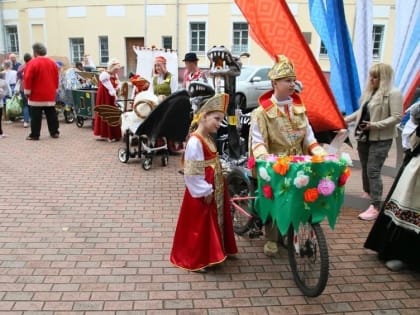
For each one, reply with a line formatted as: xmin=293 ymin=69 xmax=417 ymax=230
xmin=311 ymin=155 xmax=325 ymax=163
xmin=304 ymin=187 xmax=319 ymax=203
xmin=273 ymin=161 xmax=289 ymax=176
xmin=273 ymin=156 xmax=290 ymax=176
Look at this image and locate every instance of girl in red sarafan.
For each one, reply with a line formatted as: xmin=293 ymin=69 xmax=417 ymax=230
xmin=170 ymin=93 xmax=238 ymax=273
xmin=93 ymin=59 xmax=122 ymax=142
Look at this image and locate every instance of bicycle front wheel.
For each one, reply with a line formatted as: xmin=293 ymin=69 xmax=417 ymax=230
xmin=287 ymin=222 xmax=329 ymax=297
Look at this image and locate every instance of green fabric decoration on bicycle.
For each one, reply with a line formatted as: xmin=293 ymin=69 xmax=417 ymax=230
xmin=254 ymin=154 xmax=350 ymax=236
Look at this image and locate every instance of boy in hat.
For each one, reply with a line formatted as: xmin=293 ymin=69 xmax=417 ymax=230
xmin=249 ymin=54 xmax=326 ymax=257
xmin=182 ymin=52 xmax=208 ymax=89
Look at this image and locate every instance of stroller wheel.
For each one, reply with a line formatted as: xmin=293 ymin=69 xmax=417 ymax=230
xmin=64 ymin=109 xmax=75 ymax=123
xmin=142 ymin=158 xmax=152 ymax=170
xmin=118 ymin=147 xmax=129 ymax=163
xmin=161 ymin=155 xmax=169 ymax=166
xmin=76 ymin=116 xmax=84 ymax=128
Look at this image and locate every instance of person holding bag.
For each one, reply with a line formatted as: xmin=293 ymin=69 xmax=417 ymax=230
xmin=345 ymin=63 xmax=402 ymax=221
xmin=5 ymin=93 xmax=23 ymax=121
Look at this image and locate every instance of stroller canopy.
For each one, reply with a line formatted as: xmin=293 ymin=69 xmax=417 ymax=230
xmin=136 ymin=90 xmax=192 ymax=142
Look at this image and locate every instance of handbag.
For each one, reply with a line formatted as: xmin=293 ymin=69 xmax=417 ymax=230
xmin=6 ymin=94 xmax=23 ymax=121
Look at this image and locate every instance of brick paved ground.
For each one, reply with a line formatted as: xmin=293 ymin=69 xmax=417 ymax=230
xmin=0 ymin=119 xmax=419 ymax=315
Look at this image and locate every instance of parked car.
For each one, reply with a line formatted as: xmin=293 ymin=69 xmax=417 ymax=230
xmin=235 ymin=65 xmax=272 ymax=111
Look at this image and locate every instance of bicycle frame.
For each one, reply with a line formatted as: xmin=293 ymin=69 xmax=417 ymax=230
xmin=230 ymin=196 xmax=255 ymax=218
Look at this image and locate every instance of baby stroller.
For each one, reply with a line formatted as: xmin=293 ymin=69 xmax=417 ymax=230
xmin=118 ymin=90 xmax=192 ymax=170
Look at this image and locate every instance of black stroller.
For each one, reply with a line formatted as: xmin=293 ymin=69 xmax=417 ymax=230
xmin=118 ymin=90 xmax=192 ymax=170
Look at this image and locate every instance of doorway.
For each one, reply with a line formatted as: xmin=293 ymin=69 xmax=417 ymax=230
xmin=125 ymin=37 xmax=144 ymax=76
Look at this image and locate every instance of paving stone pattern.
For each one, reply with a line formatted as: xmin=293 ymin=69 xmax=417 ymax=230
xmin=0 ymin=120 xmax=419 ymax=314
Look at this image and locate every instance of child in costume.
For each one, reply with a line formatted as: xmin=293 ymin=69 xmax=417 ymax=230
xmin=249 ymin=55 xmax=327 ymax=257
xmin=170 ymin=93 xmax=238 ymax=272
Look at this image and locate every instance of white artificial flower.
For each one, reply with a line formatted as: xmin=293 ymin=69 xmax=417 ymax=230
xmin=340 ymin=152 xmax=353 ymax=166
xmin=258 ymin=167 xmax=271 ymax=182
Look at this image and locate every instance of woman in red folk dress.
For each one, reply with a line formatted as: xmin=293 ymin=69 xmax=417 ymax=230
xmin=93 ymin=58 xmax=122 ymax=142
xmin=170 ymin=93 xmax=238 ymax=273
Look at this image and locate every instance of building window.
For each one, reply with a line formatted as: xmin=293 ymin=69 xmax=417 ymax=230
xmin=69 ymin=38 xmax=84 ymax=64
xmin=5 ymin=25 xmax=19 ymax=53
xmin=162 ymin=36 xmax=172 ymax=50
xmin=232 ymin=22 xmax=248 ymax=54
xmin=99 ymin=36 xmax=109 ymax=65
xmin=372 ymin=24 xmax=385 ymax=59
xmin=189 ymin=22 xmax=206 ymax=53
xmin=319 ymin=41 xmax=328 ymax=56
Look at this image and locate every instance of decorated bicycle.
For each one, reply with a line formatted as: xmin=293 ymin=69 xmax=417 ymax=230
xmin=207 ymin=41 xmax=349 ymax=296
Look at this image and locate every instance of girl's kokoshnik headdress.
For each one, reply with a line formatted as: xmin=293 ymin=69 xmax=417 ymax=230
xmin=191 ymin=93 xmax=229 ymax=126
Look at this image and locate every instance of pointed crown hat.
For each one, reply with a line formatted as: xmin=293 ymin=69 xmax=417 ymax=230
xmin=268 ymin=55 xmax=296 ymax=80
xmin=191 ymin=93 xmax=229 ymax=127
xmin=196 ymin=93 xmax=229 ymax=115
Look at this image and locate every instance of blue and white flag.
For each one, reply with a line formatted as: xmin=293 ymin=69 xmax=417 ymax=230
xmin=309 ymin=0 xmax=361 ymax=115
xmin=392 ymin=0 xmax=420 ymax=98
xmin=353 ymin=0 xmax=372 ymax=94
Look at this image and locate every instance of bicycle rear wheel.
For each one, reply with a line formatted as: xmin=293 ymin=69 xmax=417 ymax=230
xmin=226 ymin=168 xmax=254 ymax=235
xmin=287 ymin=222 xmax=329 ymax=297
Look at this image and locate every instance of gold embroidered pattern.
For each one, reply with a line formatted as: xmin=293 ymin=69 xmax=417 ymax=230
xmin=183 ymin=158 xmax=218 ymax=175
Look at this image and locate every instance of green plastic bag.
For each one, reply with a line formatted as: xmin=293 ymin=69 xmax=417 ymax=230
xmin=6 ymin=94 xmax=23 ymax=121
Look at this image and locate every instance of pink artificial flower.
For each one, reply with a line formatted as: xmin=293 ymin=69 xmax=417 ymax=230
xmin=317 ymin=178 xmax=336 ymax=196
xmin=266 ymin=154 xmax=278 ymax=163
xmin=291 ymin=155 xmax=306 ymax=162
xmin=293 ymin=171 xmax=309 ymax=188
xmin=324 ymin=154 xmax=338 ymax=161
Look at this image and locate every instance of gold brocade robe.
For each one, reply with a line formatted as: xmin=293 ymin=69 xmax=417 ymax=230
xmin=250 ymin=91 xmax=310 ymax=158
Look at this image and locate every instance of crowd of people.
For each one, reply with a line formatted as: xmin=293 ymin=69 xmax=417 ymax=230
xmin=0 ymin=47 xmax=209 ymax=143
xmin=1 ymin=43 xmax=418 ymax=274
xmin=0 ymin=46 xmax=98 ymax=139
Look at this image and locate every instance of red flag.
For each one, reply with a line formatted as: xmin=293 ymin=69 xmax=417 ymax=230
xmin=403 ymin=71 xmax=420 ymax=112
xmin=235 ymin=0 xmax=345 ymax=132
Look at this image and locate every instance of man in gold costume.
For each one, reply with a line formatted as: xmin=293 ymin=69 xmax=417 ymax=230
xmin=249 ymin=55 xmax=327 ymax=257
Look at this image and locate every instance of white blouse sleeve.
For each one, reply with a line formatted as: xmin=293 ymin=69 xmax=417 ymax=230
xmin=303 ymin=116 xmax=318 ymax=147
xmin=99 ymin=71 xmax=116 ymax=97
xmin=184 ymin=137 xmax=214 ymax=198
xmin=251 ymin=118 xmax=264 ymax=147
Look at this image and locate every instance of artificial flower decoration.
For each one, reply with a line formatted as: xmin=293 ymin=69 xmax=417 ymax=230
xmin=273 ymin=156 xmax=290 ymax=176
xmin=324 ymin=154 xmax=338 ymax=161
xmin=340 ymin=152 xmax=353 ymax=166
xmin=304 ymin=187 xmax=319 ymax=203
xmin=291 ymin=155 xmax=308 ymax=163
xmin=311 ymin=155 xmax=325 ymax=163
xmin=273 ymin=162 xmax=289 ymax=176
xmin=262 ymin=184 xmax=274 ymax=199
xmin=338 ymin=167 xmax=351 ymax=186
xmin=317 ymin=178 xmax=336 ymax=196
xmin=258 ymin=167 xmax=271 ymax=182
xmin=266 ymin=154 xmax=278 ymax=163
xmin=293 ymin=170 xmax=309 ymax=188
xmin=247 ymin=156 xmax=256 ymax=169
